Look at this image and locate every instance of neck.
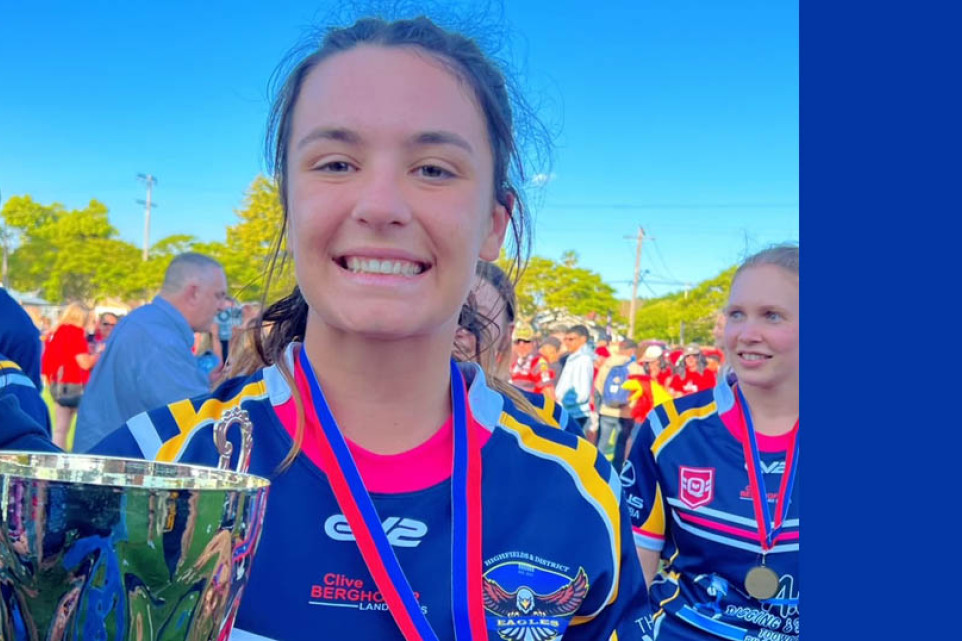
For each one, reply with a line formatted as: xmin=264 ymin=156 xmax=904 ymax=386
xmin=159 ymin=292 xmax=192 ymax=326
xmin=302 ymin=318 xmax=454 ymax=455
xmin=737 ymin=381 xmax=798 ymax=436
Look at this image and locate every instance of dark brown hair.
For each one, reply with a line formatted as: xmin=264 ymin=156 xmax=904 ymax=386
xmin=251 ymin=16 xmax=546 ymax=470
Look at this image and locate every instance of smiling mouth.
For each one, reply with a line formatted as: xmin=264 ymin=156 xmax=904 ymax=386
xmin=739 ymin=352 xmax=771 ymax=361
xmin=335 ymin=256 xmax=430 ymax=276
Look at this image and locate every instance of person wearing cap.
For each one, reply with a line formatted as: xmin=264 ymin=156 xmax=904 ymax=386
xmin=640 ymin=343 xmax=673 ymax=389
xmin=668 ymin=345 xmax=716 ymax=398
xmin=622 ymin=345 xmax=673 ymax=453
xmin=508 ymin=321 xmax=552 ymax=395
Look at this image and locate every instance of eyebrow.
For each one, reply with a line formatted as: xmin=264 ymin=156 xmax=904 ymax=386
xmin=410 ymin=131 xmax=474 ymax=153
xmin=296 ymin=127 xmax=362 ymax=150
xmin=295 ymin=127 xmax=474 ymax=154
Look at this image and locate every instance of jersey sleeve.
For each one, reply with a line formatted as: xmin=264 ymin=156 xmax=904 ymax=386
xmin=0 ymin=393 xmax=59 ymax=453
xmin=625 ymin=413 xmax=667 ymax=552
xmin=562 ymin=457 xmax=653 ymax=640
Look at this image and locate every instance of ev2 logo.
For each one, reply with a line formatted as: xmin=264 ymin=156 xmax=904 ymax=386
xmin=324 ymin=515 xmax=429 ymax=548
xmin=744 ymin=460 xmax=786 ymax=475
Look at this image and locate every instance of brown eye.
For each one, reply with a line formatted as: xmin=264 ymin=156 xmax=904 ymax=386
xmin=315 ymin=160 xmax=354 ymax=173
xmin=417 ymin=165 xmax=454 ymax=179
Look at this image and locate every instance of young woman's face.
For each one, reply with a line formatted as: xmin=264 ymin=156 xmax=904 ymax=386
xmin=724 ymin=264 xmax=799 ymax=393
xmin=286 ymin=46 xmax=509 ymax=340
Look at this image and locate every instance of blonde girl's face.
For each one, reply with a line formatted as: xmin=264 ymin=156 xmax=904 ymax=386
xmin=285 ymin=45 xmax=509 ymax=341
xmin=723 ymin=264 xmax=799 ymax=393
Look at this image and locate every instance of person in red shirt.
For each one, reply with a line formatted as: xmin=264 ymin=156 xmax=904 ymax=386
xmin=639 ymin=343 xmax=673 ymax=389
xmin=509 ymin=322 xmax=551 ymax=394
xmin=41 ymin=302 xmax=98 ymax=449
xmin=622 ymin=346 xmax=673 ymax=455
xmin=669 ymin=346 xmax=716 ymax=398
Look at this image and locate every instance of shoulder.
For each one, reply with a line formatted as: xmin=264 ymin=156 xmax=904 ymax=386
xmin=121 ymin=368 xmax=277 ymax=463
xmin=642 ymin=385 xmax=731 ymax=460
xmin=464 ymin=364 xmax=621 ymax=509
xmin=0 ymin=357 xmax=36 ymax=390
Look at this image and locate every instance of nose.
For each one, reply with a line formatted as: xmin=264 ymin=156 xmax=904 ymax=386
xmin=351 ymin=162 xmax=413 ymax=228
xmin=735 ymin=317 xmax=763 ymax=344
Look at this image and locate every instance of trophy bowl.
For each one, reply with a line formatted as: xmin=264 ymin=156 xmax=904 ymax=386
xmin=0 ymin=452 xmax=270 ymax=641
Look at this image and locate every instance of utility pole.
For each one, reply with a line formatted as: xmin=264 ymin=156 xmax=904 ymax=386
xmin=628 ymin=226 xmax=645 ymax=339
xmin=137 ymin=174 xmax=157 ymax=261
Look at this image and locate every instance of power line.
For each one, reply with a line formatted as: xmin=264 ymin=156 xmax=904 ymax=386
xmin=649 ymin=236 xmax=680 ymax=284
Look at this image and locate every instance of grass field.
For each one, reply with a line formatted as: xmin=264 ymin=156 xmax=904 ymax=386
xmin=41 ymin=385 xmax=76 ymax=451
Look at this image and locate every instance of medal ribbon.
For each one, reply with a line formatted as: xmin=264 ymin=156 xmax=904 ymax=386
xmin=734 ymin=385 xmax=799 ymax=551
xmin=298 ymin=348 xmax=485 ymax=641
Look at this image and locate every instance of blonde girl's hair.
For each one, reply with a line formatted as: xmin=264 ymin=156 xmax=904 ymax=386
xmin=56 ymin=302 xmax=90 ymax=330
xmin=734 ymin=244 xmax=799 ymax=282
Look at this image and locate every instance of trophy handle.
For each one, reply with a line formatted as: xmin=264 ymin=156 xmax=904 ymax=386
xmin=213 ymin=407 xmax=254 ymax=473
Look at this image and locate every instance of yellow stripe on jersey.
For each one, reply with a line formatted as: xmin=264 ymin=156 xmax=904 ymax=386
xmin=650 ymin=400 xmax=717 ymax=458
xmin=640 ymin=482 xmax=667 ymax=540
xmin=655 ymin=570 xmax=682 ymax=610
xmin=156 ymin=380 xmax=268 ymax=462
xmin=0 ymin=360 xmax=22 ymax=371
xmin=533 ymin=397 xmax=560 ymax=428
xmin=497 ymin=412 xmax=622 ymax=625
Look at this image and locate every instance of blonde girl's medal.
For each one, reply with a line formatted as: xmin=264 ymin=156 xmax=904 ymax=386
xmin=745 ymin=564 xmax=780 ymax=600
xmin=734 ymin=386 xmax=799 ymax=602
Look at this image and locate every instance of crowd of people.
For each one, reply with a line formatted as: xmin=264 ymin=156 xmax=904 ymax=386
xmin=0 ymin=12 xmax=798 ymax=641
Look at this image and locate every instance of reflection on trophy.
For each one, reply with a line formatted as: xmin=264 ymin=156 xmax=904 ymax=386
xmin=0 ymin=408 xmax=269 ymax=640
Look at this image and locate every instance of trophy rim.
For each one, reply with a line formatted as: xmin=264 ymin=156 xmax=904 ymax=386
xmin=0 ymin=451 xmax=270 ymax=491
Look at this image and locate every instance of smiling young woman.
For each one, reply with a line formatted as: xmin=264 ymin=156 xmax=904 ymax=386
xmin=94 ymin=14 xmax=651 ymax=641
xmin=623 ymin=244 xmax=800 ymax=641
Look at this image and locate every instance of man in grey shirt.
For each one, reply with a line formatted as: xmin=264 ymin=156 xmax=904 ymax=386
xmin=74 ymin=252 xmax=228 ymax=452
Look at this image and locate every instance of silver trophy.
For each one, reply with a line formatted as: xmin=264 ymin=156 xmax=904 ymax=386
xmin=0 ymin=408 xmax=270 ymax=640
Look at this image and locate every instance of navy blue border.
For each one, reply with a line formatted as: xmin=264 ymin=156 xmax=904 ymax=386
xmin=805 ymin=1 xmax=961 ymax=639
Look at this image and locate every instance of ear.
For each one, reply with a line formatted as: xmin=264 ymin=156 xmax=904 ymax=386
xmin=185 ymin=282 xmax=201 ymax=304
xmin=479 ymin=192 xmax=513 ymax=262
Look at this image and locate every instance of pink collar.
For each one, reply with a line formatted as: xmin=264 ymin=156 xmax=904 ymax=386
xmin=719 ymin=391 xmax=798 ymax=453
xmin=273 ymin=358 xmax=491 ymax=493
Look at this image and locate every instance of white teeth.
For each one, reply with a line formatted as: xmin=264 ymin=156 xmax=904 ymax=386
xmin=344 ymin=257 xmax=424 ymax=276
xmin=742 ymin=353 xmax=768 ymax=361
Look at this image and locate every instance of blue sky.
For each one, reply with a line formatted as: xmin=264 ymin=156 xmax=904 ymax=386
xmin=0 ymin=1 xmax=797 ymax=299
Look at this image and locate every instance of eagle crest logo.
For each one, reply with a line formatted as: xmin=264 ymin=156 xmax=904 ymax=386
xmin=482 ymin=567 xmax=589 ymax=641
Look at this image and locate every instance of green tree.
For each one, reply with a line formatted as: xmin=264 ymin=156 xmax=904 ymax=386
xmin=0 ymin=194 xmax=199 ymax=304
xmin=215 ymin=176 xmax=294 ymax=302
xmin=498 ymin=251 xmax=621 ymax=320
xmin=631 ymin=267 xmax=735 ymax=343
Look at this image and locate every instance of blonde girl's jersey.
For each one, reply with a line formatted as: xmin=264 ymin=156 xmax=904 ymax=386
xmin=623 ymin=383 xmax=799 ymax=641
xmin=93 ymin=345 xmax=653 ymax=641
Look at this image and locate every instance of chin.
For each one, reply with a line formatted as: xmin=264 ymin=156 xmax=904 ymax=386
xmin=336 ymin=307 xmax=451 ymax=340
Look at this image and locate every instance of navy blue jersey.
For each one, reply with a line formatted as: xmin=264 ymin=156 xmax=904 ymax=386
xmin=1 ymin=355 xmax=52 ymax=437
xmin=514 ymin=388 xmax=585 ymax=438
xmin=94 ymin=347 xmax=651 ymax=640
xmin=0 ymin=289 xmax=43 ymax=389
xmin=623 ymin=383 xmax=799 ymax=641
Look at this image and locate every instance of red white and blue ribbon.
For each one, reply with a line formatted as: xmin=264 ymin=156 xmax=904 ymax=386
xmin=734 ymin=385 xmax=798 ymax=551
xmin=298 ymin=347 xmax=485 ymax=640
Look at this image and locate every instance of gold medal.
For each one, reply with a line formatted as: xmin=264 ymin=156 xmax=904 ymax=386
xmin=744 ymin=565 xmax=779 ymax=600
